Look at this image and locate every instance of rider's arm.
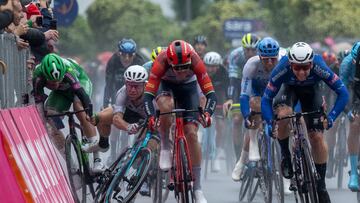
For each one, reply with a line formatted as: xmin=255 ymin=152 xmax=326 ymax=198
xmin=261 ymin=58 xmax=289 ymax=123
xmin=143 ymin=53 xmax=167 ymax=116
xmin=112 ymin=112 xmax=128 ymax=131
xmin=339 ymin=54 xmax=354 ymax=87
xmin=192 ymin=53 xmax=217 ymax=115
xmin=103 ymin=56 xmax=115 ymax=108
xmin=64 ymin=73 xmax=93 ymax=116
xmin=32 ymin=66 xmax=47 ymax=103
xmin=315 ymin=56 xmax=349 ymax=121
xmin=239 ymin=61 xmax=254 ymax=119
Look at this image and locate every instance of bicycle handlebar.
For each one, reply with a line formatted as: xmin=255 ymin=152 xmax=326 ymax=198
xmin=45 ymin=108 xmax=88 ymax=118
xmin=275 ymin=109 xmax=322 ymax=121
xmin=156 ymin=107 xmax=205 ymax=117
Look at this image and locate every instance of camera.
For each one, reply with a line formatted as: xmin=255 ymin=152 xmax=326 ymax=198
xmin=35 ymin=16 xmax=43 ymax=26
xmin=50 ymin=19 xmax=57 ymax=30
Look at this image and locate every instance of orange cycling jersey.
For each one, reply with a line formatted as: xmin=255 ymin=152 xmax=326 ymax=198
xmin=145 ymin=51 xmax=215 ymax=96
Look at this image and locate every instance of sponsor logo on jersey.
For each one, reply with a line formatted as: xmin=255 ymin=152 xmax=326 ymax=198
xmin=330 ymin=74 xmax=339 ymax=84
xmin=272 ymin=68 xmax=287 ymax=82
xmin=266 ymin=82 xmax=277 ymax=92
xmin=204 ymin=82 xmax=213 ymax=90
xmin=313 ymin=65 xmax=330 ymax=79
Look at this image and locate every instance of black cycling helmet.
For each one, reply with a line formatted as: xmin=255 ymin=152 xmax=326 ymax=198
xmin=194 ymin=35 xmax=207 ymax=46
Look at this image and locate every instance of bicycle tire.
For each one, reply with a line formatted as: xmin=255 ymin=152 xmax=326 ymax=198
xmin=258 ymin=133 xmax=273 ymax=203
xmin=104 ymin=147 xmax=153 ymax=203
xmin=65 ymin=134 xmax=86 ymax=203
xmin=203 ymin=127 xmax=210 ymax=180
xmin=337 ymin=121 xmax=347 ymax=189
xmin=178 ymin=139 xmax=195 ymax=203
xmin=302 ymin=141 xmax=319 ymax=203
xmin=94 ymin=147 xmax=132 ymax=202
xmin=152 ymin=169 xmax=170 ymax=203
xmin=238 ymin=166 xmax=250 ymax=201
xmin=272 ymin=140 xmax=284 ymax=203
xmin=247 ymin=167 xmax=259 ymax=202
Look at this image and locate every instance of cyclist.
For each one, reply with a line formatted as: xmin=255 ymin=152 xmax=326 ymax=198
xmin=224 ymin=33 xmax=261 ymax=162
xmin=193 ymin=35 xmax=208 ymax=59
xmin=103 ymin=38 xmax=145 ymax=108
xmin=84 ymin=65 xmax=148 ymax=151
xmin=32 ymin=53 xmax=106 ymax=172
xmin=321 ymin=51 xmax=340 ymax=178
xmin=339 ymin=42 xmax=360 ymax=191
xmin=262 ymin=42 xmax=349 ymax=202
xmin=202 ymin=51 xmax=229 ymax=172
xmin=144 ymin=40 xmax=217 ymax=203
xmin=143 ymin=46 xmax=166 ymax=71
xmin=231 ymin=37 xmax=283 ymax=180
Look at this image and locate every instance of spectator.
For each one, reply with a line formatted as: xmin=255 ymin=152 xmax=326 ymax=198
xmin=0 ymin=0 xmax=22 ymax=30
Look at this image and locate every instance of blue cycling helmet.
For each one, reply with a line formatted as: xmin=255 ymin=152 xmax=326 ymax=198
xmin=351 ymin=42 xmax=360 ymax=59
xmin=118 ymin=38 xmax=137 ymax=54
xmin=257 ymin=37 xmax=279 ymax=57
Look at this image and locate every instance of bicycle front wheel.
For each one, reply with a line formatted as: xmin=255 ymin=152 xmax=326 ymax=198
xmin=272 ymin=140 xmax=284 ymax=203
xmin=302 ymin=141 xmax=319 ymax=203
xmin=105 ymin=147 xmax=152 ymax=203
xmin=336 ymin=121 xmax=347 ymax=189
xmin=177 ymin=139 xmax=194 ymax=203
xmin=65 ymin=134 xmax=87 ymax=203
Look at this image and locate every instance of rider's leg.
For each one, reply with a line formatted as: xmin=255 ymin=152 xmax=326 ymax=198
xmin=347 ymin=117 xmax=360 ymax=190
xmin=232 ymin=130 xmax=249 ymax=181
xmin=232 ymin=112 xmax=243 ymax=160
xmin=156 ymin=95 xmax=174 ymax=170
xmin=212 ymin=117 xmax=225 ymax=172
xmin=184 ymin=123 xmax=202 ymax=189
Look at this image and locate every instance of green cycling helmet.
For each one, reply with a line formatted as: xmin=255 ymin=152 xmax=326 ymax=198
xmin=41 ymin=53 xmax=66 ymax=81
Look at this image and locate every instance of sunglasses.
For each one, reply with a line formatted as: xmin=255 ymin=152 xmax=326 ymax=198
xmin=120 ymin=52 xmax=135 ymax=57
xmin=126 ymin=82 xmax=144 ymax=89
xmin=260 ymin=56 xmax=278 ymax=63
xmin=172 ymin=63 xmax=191 ymax=71
xmin=291 ymin=63 xmax=312 ymax=71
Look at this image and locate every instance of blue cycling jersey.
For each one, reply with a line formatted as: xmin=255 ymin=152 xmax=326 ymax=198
xmin=261 ymin=54 xmax=349 ymax=124
xmin=339 ymin=54 xmax=355 ymax=87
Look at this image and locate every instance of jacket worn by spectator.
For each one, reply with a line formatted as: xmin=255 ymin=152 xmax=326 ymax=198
xmin=103 ymin=52 xmax=144 ymax=108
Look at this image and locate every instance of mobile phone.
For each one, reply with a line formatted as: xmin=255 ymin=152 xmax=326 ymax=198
xmin=35 ymin=16 xmax=43 ymax=26
xmin=50 ymin=19 xmax=57 ymax=30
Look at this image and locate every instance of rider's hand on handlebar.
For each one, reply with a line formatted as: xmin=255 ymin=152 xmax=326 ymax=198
xmin=127 ymin=123 xmax=140 ymax=134
xmin=323 ymin=115 xmax=333 ymax=130
xmin=199 ymin=112 xmax=212 ymax=128
xmin=223 ymin=99 xmax=233 ymax=116
xmin=244 ymin=116 xmax=254 ymax=129
xmin=347 ymin=110 xmax=356 ymax=122
xmin=147 ymin=116 xmax=158 ymax=132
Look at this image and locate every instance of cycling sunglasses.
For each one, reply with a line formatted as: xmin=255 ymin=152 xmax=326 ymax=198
xmin=291 ymin=63 xmax=312 ymax=71
xmin=172 ymin=63 xmax=191 ymax=71
xmin=260 ymin=56 xmax=278 ymax=63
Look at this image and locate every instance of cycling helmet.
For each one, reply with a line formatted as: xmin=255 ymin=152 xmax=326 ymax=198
xmin=351 ymin=42 xmax=360 ymax=59
xmin=118 ymin=38 xmax=137 ymax=54
xmin=203 ymin=52 xmax=222 ymax=66
xmin=41 ymin=53 xmax=66 ymax=81
xmin=257 ymin=37 xmax=280 ymax=57
xmin=124 ymin=65 xmax=148 ymax=83
xmin=151 ymin=46 xmax=166 ymax=62
xmin=322 ymin=51 xmax=337 ymax=64
xmin=241 ymin=33 xmax=260 ymax=48
xmin=337 ymin=50 xmax=350 ymax=62
xmin=194 ymin=35 xmax=207 ymax=46
xmin=288 ymin=42 xmax=314 ymax=64
xmin=167 ymin=40 xmax=193 ymax=66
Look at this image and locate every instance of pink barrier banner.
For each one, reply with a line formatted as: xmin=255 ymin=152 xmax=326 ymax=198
xmin=0 ymin=105 xmax=75 ymax=203
xmin=0 ymin=131 xmax=26 ymax=202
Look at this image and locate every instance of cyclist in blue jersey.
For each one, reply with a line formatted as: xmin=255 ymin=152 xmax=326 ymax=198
xmin=340 ymin=42 xmax=360 ymax=191
xmin=223 ymin=33 xmax=261 ymax=163
xmin=262 ymin=42 xmax=349 ymax=203
xmin=143 ymin=46 xmax=166 ymax=72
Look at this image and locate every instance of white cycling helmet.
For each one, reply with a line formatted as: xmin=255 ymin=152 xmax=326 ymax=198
xmin=124 ymin=65 xmax=148 ymax=82
xmin=203 ymin=51 xmax=222 ymax=66
xmin=288 ymin=42 xmax=314 ymax=64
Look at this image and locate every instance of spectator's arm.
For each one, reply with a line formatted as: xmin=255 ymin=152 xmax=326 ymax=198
xmin=20 ymin=27 xmax=45 ymax=47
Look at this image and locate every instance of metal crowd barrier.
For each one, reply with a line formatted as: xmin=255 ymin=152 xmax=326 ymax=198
xmin=0 ymin=33 xmax=31 ymax=109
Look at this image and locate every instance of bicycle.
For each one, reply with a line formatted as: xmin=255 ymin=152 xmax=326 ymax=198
xmin=94 ymin=120 xmax=160 ymax=203
xmin=276 ymin=110 xmax=321 ymax=203
xmin=149 ymin=153 xmax=170 ymax=203
xmin=156 ymin=107 xmax=206 ymax=203
xmin=45 ymin=108 xmax=97 ymax=203
xmin=332 ymin=115 xmax=348 ymax=189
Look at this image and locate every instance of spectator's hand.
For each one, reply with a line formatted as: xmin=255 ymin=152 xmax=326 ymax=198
xmin=26 ymin=55 xmax=36 ymax=70
xmin=44 ymin=29 xmax=59 ymax=41
xmin=13 ymin=23 xmax=29 ymax=36
xmin=16 ymin=37 xmax=29 ymax=50
xmin=223 ymin=99 xmax=233 ymax=116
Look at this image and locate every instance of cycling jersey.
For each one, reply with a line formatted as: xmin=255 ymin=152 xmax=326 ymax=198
xmin=240 ymin=56 xmax=273 ymax=118
xmin=113 ymin=85 xmax=146 ymax=119
xmin=209 ymin=66 xmax=228 ymax=104
xmin=227 ymin=47 xmax=248 ymax=101
xmin=339 ymin=54 xmax=355 ymax=87
xmin=142 ymin=61 xmax=153 ymax=72
xmin=262 ymin=54 xmax=349 ymax=124
xmin=32 ymin=58 xmax=93 ymax=114
xmin=144 ymin=50 xmax=217 ymax=116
